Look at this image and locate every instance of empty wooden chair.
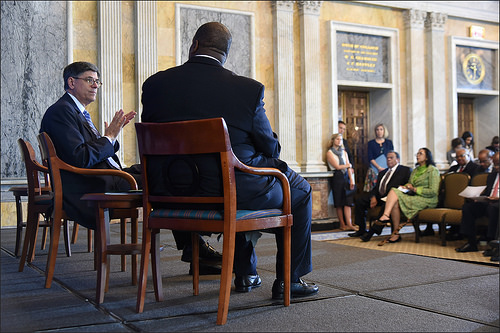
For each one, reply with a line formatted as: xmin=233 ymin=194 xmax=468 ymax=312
xmin=135 ymin=118 xmax=292 ymax=325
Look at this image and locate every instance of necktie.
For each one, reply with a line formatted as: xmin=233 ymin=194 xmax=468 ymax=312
xmin=82 ymin=110 xmax=121 ymax=169
xmin=492 ymin=174 xmax=499 ymax=197
xmin=379 ymin=169 xmax=392 ymax=196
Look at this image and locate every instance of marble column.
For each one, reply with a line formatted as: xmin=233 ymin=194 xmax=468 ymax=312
xmin=135 ymin=1 xmax=158 ymax=118
xmin=403 ymin=9 xmax=427 ymax=165
xmin=98 ymin=1 xmax=124 ymax=162
xmin=425 ymin=12 xmax=448 ymax=169
xmin=298 ymin=1 xmax=326 ymax=172
xmin=272 ymin=1 xmax=299 ymax=171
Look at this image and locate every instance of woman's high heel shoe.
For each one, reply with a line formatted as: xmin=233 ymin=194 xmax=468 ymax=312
xmin=388 ymin=234 xmax=401 ymax=243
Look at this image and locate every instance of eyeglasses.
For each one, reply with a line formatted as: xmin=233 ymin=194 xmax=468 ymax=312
xmin=72 ymin=77 xmax=102 ymax=88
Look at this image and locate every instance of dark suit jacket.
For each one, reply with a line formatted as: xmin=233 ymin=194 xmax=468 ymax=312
xmin=482 ymin=171 xmax=498 ymax=196
xmin=342 ymin=138 xmax=354 ymax=167
xmin=141 ymin=56 xmax=286 ymax=204
xmin=448 ymin=161 xmax=480 ymax=178
xmin=370 ymin=164 xmax=412 ymax=202
xmin=39 ymin=93 xmax=127 ymax=228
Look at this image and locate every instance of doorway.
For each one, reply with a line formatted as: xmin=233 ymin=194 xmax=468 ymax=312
xmin=457 ymin=97 xmax=475 ymax=141
xmin=338 ymin=91 xmax=369 ymax=195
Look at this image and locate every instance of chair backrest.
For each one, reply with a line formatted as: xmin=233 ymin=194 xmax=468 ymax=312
xmin=443 ymin=172 xmax=470 ymax=209
xmin=470 ymin=172 xmax=488 ymax=186
xmin=135 ymin=118 xmax=238 ymax=220
xmin=17 ymin=138 xmax=50 ymax=201
xmin=38 ymin=132 xmax=65 ymax=211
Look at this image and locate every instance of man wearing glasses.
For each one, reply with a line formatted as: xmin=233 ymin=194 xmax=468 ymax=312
xmin=40 ymin=62 xmax=222 ymax=273
xmin=39 ymin=61 xmax=138 ymax=230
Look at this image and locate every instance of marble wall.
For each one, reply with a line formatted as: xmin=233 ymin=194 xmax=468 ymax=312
xmin=1 ymin=1 xmax=67 ymax=179
xmin=177 ymin=4 xmax=253 ymax=78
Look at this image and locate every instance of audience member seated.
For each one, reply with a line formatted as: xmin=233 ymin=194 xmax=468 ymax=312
xmin=455 ymin=153 xmax=499 ymax=257
xmin=476 ymin=149 xmax=494 ymax=174
xmin=447 ymin=147 xmax=479 ymax=177
xmin=349 ymin=151 xmax=411 ymax=238
xmin=486 ymin=136 xmax=499 ymax=153
xmin=361 ymin=148 xmax=440 ymax=243
xmin=446 ymin=137 xmax=465 ymax=166
xmin=461 ymin=131 xmax=475 ymax=161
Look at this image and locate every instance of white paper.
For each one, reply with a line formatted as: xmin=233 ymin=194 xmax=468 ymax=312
xmin=397 ymin=186 xmax=410 ymax=193
xmin=458 ymin=186 xmax=486 ymax=198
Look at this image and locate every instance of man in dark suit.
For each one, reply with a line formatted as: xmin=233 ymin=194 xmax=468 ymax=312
xmin=39 ymin=61 xmax=138 ymax=229
xmin=347 ymin=151 xmax=411 ymax=241
xmin=448 ymin=148 xmax=480 ymax=177
xmin=40 ymin=62 xmax=220 ymax=273
xmin=141 ymin=22 xmax=318 ymax=300
xmin=456 ymin=152 xmax=499 ymax=257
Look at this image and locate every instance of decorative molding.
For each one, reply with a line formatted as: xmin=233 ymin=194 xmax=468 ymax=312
xmin=403 ymin=9 xmax=427 ymax=29
xmin=297 ymin=1 xmax=322 ymax=16
xmin=273 ymin=2 xmax=298 ymax=170
xmin=135 ymin=1 xmax=158 ymax=119
xmin=272 ymin=0 xmax=295 ymax=12
xmin=425 ymin=12 xmax=447 ymax=31
xmin=98 ymin=1 xmax=124 ymax=162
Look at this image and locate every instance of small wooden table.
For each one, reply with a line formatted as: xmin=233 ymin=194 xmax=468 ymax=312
xmin=81 ymin=192 xmax=142 ymax=304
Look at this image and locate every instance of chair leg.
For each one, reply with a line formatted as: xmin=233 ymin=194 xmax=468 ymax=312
xmin=27 ymin=213 xmax=41 ymax=263
xmin=120 ymin=218 xmax=126 ymax=272
xmin=136 ymin=227 xmax=152 ymax=313
xmin=88 ymin=229 xmax=93 ymax=253
xmin=14 ymin=194 xmax=23 ymax=257
xmin=45 ymin=214 xmax=63 ymax=288
xmin=131 ymin=216 xmax=138 ymax=286
xmin=191 ymin=233 xmax=199 ymax=296
xmin=283 ymin=224 xmax=291 ymax=307
xmin=71 ymin=222 xmax=79 ymax=244
xmin=96 ymin=207 xmax=110 ymax=304
xmin=440 ymin=222 xmax=447 ymax=246
xmin=151 ymin=229 xmax=163 ymax=302
xmin=41 ymin=226 xmax=48 ymax=250
xmin=216 ymin=230 xmax=236 ymax=326
xmin=63 ymin=220 xmax=72 ymax=257
xmin=18 ymin=211 xmax=39 ymax=272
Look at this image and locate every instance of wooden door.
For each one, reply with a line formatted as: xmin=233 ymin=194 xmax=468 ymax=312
xmin=338 ymin=91 xmax=369 ymax=195
xmin=458 ymin=97 xmax=474 ymax=138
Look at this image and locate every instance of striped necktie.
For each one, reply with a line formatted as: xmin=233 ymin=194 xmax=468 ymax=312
xmin=82 ymin=110 xmax=121 ymax=169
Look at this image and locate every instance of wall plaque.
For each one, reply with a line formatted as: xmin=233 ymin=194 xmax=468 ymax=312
xmin=336 ymin=31 xmax=389 ymax=83
xmin=456 ymin=46 xmax=496 ymax=90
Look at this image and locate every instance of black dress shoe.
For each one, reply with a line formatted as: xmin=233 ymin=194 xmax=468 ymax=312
xmin=455 ymin=242 xmax=478 ymax=253
xmin=188 ymin=263 xmax=221 ymax=276
xmin=419 ymin=228 xmax=434 ymax=237
xmin=483 ymin=248 xmax=494 ymax=257
xmin=272 ymin=278 xmax=319 ymax=300
xmin=360 ymin=230 xmax=375 ymax=242
xmin=181 ymin=241 xmax=222 ymax=264
xmin=348 ymin=230 xmax=366 ymax=237
xmin=371 ymin=221 xmax=386 ymax=235
xmin=234 ymin=274 xmax=262 ymax=292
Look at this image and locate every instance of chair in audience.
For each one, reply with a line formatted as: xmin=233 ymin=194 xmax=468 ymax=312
xmin=135 ymin=118 xmax=292 ymax=325
xmin=470 ymin=173 xmax=488 ymax=186
xmin=414 ymin=172 xmax=470 ymax=246
xmin=37 ymin=132 xmax=139 ymax=294
xmin=17 ymin=138 xmax=73 ymax=272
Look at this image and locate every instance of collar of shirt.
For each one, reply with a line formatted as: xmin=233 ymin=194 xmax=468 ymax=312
xmin=195 ymin=54 xmax=222 ymax=64
xmin=67 ymin=92 xmax=86 ymax=113
xmin=388 ymin=163 xmax=399 ymax=172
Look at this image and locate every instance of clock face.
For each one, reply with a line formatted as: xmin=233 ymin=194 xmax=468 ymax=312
xmin=462 ymin=53 xmax=485 ymax=85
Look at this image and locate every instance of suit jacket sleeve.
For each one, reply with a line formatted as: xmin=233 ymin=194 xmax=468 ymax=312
xmin=250 ymin=86 xmax=280 ymax=159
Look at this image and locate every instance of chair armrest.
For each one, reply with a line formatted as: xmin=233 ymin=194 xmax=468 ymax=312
xmin=55 ymin=159 xmax=138 ymax=190
xmin=232 ymin=156 xmax=291 ymax=214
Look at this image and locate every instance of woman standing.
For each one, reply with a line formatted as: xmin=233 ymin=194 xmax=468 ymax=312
xmin=364 ymin=123 xmax=394 ymax=191
xmin=374 ymin=148 xmax=440 ymax=242
xmin=327 ymin=133 xmax=356 ymax=231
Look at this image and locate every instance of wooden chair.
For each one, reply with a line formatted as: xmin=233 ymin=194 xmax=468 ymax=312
xmin=135 ymin=118 xmax=293 ymax=325
xmin=17 ymin=138 xmax=73 ymax=272
xmin=471 ymin=172 xmax=488 ymax=186
xmin=37 ymin=132 xmax=139 ymax=290
xmin=414 ymin=172 xmax=470 ymax=246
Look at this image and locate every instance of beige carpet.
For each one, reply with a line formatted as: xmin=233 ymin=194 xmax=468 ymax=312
xmin=324 ymin=230 xmax=499 ymax=266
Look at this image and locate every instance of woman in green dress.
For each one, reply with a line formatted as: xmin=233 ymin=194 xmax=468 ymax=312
xmin=376 ymin=147 xmax=440 ymax=242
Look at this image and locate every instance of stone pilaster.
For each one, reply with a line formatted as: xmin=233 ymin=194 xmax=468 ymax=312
xmin=98 ymin=1 xmax=124 ymax=162
xmin=403 ymin=9 xmax=427 ymax=165
xmin=135 ymin=1 xmax=158 ymax=118
xmin=298 ymin=1 xmax=326 ymax=172
xmin=426 ymin=12 xmax=448 ymax=168
xmin=272 ymin=1 xmax=299 ymax=171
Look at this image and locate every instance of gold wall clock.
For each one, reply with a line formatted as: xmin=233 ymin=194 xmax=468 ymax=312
xmin=462 ymin=53 xmax=485 ymax=85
